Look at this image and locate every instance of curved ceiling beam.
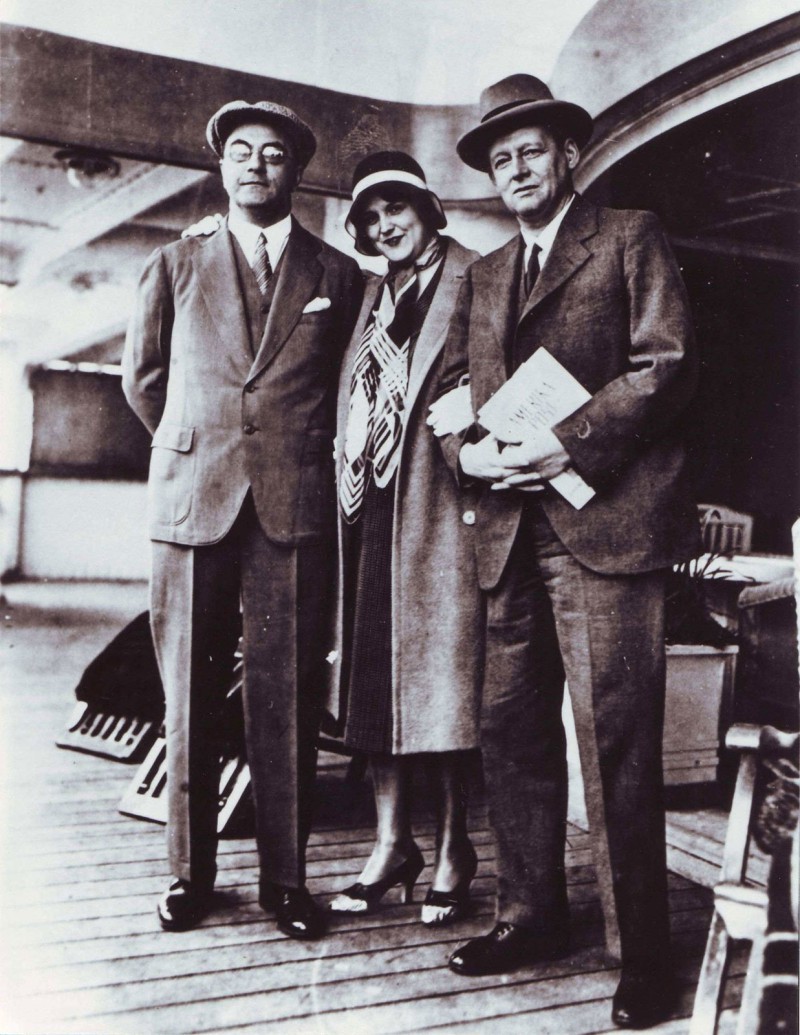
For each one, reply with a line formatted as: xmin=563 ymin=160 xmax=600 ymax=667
xmin=551 ymin=0 xmax=798 ymax=114
xmin=3 ymin=15 xmax=796 ymax=215
xmin=566 ymin=14 xmax=800 ymax=190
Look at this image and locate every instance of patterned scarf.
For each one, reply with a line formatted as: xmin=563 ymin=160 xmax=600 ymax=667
xmin=340 ymin=236 xmax=443 ymax=522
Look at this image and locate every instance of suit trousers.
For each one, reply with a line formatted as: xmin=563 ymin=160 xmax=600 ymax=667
xmin=150 ymin=493 xmax=333 ymax=892
xmin=482 ymin=500 xmax=670 ymax=967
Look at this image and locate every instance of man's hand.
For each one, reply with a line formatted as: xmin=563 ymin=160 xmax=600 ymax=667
xmin=459 ymin=435 xmax=511 ymax=482
xmin=491 ymin=428 xmax=571 ymax=491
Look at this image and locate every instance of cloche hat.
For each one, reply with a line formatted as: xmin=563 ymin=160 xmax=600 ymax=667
xmin=345 ymin=151 xmax=447 ymax=256
xmin=457 ymin=74 xmax=593 ymax=171
xmin=207 ymin=100 xmax=317 ymax=168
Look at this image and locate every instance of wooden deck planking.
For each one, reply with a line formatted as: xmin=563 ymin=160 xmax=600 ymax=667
xmin=14 ymin=935 xmax=746 ymax=1035
xmin=665 ymin=806 xmax=770 ymax=888
xmin=1 ymin=582 xmax=747 ymax=1034
xmin=17 ymin=904 xmax=716 ymax=1011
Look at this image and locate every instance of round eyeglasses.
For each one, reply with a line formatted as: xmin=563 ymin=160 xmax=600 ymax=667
xmin=224 ymin=143 xmax=289 ymax=165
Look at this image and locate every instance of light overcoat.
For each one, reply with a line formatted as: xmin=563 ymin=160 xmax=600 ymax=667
xmin=329 ymin=237 xmax=484 ymax=755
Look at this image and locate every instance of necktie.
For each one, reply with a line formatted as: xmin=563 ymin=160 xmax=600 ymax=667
xmin=525 ymin=243 xmax=541 ymax=296
xmin=253 ymin=233 xmax=273 ymax=295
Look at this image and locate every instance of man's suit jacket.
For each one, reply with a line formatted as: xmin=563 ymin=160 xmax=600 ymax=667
xmin=439 ymin=194 xmax=701 ymax=589
xmin=123 ymin=217 xmax=363 ymax=547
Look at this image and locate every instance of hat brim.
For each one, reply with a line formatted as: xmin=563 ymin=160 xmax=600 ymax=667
xmin=345 ymin=183 xmax=447 ymax=257
xmin=208 ymin=103 xmax=317 ymax=168
xmin=457 ymin=99 xmax=593 ymax=171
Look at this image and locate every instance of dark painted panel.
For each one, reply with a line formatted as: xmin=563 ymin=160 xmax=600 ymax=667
xmin=586 ymin=78 xmax=800 ymax=554
xmin=29 ymin=367 xmax=151 ymax=480
xmin=0 ymin=24 xmax=480 ymax=197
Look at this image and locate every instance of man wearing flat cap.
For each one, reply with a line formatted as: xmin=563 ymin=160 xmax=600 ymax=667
xmin=434 ymin=75 xmax=700 ymax=1027
xmin=123 ymin=100 xmax=362 ymax=939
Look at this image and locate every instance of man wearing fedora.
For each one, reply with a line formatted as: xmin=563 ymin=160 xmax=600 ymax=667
xmin=123 ymin=100 xmax=362 ymax=939
xmin=435 ymin=75 xmax=700 ymax=1027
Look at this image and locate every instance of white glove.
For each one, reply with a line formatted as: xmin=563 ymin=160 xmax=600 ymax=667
xmin=427 ymin=384 xmax=474 ymax=437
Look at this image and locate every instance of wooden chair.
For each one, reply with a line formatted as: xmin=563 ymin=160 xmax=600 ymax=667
xmin=699 ymin=505 xmax=754 ymax=555
xmin=690 ymin=723 xmax=798 ymax=1035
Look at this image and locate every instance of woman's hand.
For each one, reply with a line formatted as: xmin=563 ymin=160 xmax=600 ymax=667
xmin=427 ymin=385 xmax=474 ymax=437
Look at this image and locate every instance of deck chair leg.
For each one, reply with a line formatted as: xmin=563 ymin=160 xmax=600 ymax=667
xmin=736 ymin=932 xmax=767 ymax=1035
xmin=690 ymin=912 xmax=732 ymax=1035
xmin=690 ymin=737 xmax=759 ymax=1034
xmin=690 ymin=725 xmax=798 ymax=1035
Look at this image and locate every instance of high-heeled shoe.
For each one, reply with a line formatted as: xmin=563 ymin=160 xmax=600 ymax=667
xmin=329 ymin=843 xmax=424 ymax=914
xmin=421 ymin=843 xmax=478 ymax=926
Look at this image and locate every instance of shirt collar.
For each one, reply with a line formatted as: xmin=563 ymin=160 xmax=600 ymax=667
xmin=227 ymin=211 xmax=293 ymax=270
xmin=520 ymin=193 xmax=575 ymax=270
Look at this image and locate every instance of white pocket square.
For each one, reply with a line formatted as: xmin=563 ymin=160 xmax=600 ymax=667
xmin=181 ymin=213 xmax=224 ymax=238
xmin=302 ymin=297 xmax=331 ymax=314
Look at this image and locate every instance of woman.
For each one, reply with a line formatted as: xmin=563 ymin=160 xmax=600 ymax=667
xmin=329 ymin=151 xmax=483 ymax=924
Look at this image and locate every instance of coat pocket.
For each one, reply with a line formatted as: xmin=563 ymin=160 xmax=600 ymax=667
xmin=148 ymin=423 xmax=195 ymax=526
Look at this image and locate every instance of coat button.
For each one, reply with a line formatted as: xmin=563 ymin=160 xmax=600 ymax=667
xmin=577 ymin=418 xmax=591 ymax=440
xmin=243 ymin=423 xmax=257 ymax=435
xmin=462 ymin=510 xmax=476 ymax=526
xmin=244 ymin=383 xmax=256 ymax=393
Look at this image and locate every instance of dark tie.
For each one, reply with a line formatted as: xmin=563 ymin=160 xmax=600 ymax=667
xmin=253 ymin=233 xmax=273 ymax=295
xmin=525 ymin=243 xmax=541 ymax=296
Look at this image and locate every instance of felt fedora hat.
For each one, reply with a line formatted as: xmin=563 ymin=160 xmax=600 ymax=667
xmin=207 ymin=100 xmax=317 ymax=168
xmin=457 ymin=74 xmax=593 ymax=171
xmin=345 ymin=151 xmax=447 ymax=257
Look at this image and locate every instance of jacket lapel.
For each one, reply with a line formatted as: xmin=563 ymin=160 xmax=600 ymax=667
xmin=470 ymin=235 xmax=521 ymax=401
xmin=483 ymin=234 xmax=523 ymax=349
xmin=249 ymin=218 xmax=323 ymax=381
xmin=192 ymin=225 xmax=251 ymax=363
xmin=406 ymin=238 xmax=472 ymax=413
xmin=518 ymin=194 xmax=597 ymax=324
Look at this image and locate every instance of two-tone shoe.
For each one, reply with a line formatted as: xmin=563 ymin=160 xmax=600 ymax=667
xmin=260 ymin=883 xmax=327 ymax=940
xmin=330 ymin=843 xmax=425 ymax=914
xmin=421 ymin=844 xmax=478 ymax=926
xmin=157 ymin=878 xmax=214 ymax=932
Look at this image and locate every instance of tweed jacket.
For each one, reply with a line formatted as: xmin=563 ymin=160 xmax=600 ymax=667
xmin=123 ymin=218 xmax=362 ymax=546
xmin=328 ymin=237 xmax=484 ymax=754
xmin=438 ymin=195 xmax=701 ymax=589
